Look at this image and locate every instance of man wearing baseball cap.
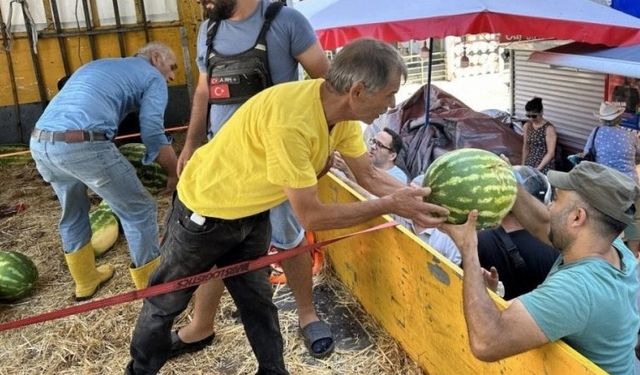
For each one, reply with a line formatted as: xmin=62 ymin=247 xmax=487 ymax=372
xmin=443 ymin=161 xmax=640 ymax=375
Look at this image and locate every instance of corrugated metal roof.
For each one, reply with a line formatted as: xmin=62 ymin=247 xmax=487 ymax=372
xmin=529 ymin=43 xmax=640 ymax=78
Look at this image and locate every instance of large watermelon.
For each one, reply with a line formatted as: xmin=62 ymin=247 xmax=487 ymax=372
xmin=119 ymin=143 xmax=167 ymax=194
xmin=0 ymin=144 xmax=33 ymax=166
xmin=0 ymin=250 xmax=38 ymax=301
xmin=423 ymin=148 xmax=517 ymax=229
xmin=90 ymin=200 xmax=119 ymax=257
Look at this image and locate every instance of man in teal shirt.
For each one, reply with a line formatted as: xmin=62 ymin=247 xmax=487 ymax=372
xmin=443 ymin=161 xmax=640 ymax=374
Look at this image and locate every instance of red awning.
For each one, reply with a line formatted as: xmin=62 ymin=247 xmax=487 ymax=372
xmin=294 ymin=0 xmax=640 ymax=49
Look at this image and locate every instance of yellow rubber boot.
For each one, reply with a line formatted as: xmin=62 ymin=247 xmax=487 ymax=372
xmin=64 ymin=243 xmax=115 ymax=301
xmin=129 ymin=257 xmax=161 ymax=290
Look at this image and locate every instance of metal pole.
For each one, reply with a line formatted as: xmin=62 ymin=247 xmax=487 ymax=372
xmin=180 ymin=26 xmax=194 ymax=101
xmin=21 ymin=4 xmax=48 ymax=110
xmin=0 ymin=5 xmax=22 ymax=140
xmin=424 ymin=38 xmax=434 ymax=128
xmin=50 ymin=0 xmax=71 ymax=75
xmin=112 ymin=0 xmax=127 ymax=57
xmin=38 ymin=26 xmax=146 ymax=39
xmin=509 ymin=49 xmax=516 ymax=116
xmin=80 ymin=0 xmax=97 ymax=60
xmin=135 ymin=0 xmax=150 ymax=43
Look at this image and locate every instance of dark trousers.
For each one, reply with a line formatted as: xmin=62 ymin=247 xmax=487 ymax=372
xmin=128 ymin=195 xmax=288 ymax=375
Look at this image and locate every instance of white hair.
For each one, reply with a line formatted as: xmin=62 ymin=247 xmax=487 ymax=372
xmin=135 ymin=42 xmax=174 ymax=61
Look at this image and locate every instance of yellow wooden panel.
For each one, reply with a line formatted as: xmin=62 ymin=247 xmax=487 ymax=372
xmin=176 ymin=0 xmax=207 ymax=88
xmin=315 ymin=174 xmax=606 ymax=375
xmin=0 ymin=15 xmax=202 ymax=107
xmin=0 ymin=50 xmax=17 ymax=107
xmin=92 ymin=33 xmax=126 ymax=58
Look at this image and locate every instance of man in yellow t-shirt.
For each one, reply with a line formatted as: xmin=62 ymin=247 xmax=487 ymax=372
xmin=126 ymin=38 xmax=449 ymax=375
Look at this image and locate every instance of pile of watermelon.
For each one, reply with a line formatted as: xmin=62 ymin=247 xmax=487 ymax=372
xmin=0 ymin=250 xmax=38 ymax=302
xmin=119 ymin=143 xmax=167 ymax=194
xmin=423 ymin=148 xmax=517 ymax=229
xmin=89 ymin=200 xmax=119 ymax=257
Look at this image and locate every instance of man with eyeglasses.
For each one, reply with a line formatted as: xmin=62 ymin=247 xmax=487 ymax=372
xmin=443 ymin=161 xmax=639 ymax=375
xmin=334 ymin=128 xmax=407 ymax=184
xmin=30 ymin=42 xmax=179 ymax=300
xmin=368 ymin=128 xmax=408 ymax=183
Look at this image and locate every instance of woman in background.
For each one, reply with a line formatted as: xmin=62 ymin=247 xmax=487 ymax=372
xmin=582 ymin=102 xmax=640 ymax=256
xmin=522 ymin=97 xmax=557 ymax=174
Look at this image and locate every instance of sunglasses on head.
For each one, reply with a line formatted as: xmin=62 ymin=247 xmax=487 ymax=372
xmin=526 ymin=113 xmax=539 ymax=119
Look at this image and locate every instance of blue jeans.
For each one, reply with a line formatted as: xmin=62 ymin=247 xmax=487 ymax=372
xmin=128 ymin=195 xmax=287 ymax=375
xmin=270 ymin=200 xmax=305 ymax=249
xmin=29 ymin=138 xmax=159 ymax=266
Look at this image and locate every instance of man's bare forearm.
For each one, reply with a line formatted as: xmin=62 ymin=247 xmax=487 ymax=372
xmin=184 ymin=91 xmax=209 ymax=148
xmin=330 ymin=170 xmax=377 ymax=200
xmin=299 ymin=196 xmax=395 ymax=231
xmin=356 ymin=166 xmax=406 ymax=197
xmin=155 ymin=144 xmax=178 ymax=178
xmin=511 ymin=185 xmax=551 ymax=245
xmin=461 ymin=246 xmax=504 ymax=360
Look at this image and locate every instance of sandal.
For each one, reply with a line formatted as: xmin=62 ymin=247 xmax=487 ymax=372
xmin=300 ymin=320 xmax=335 ymax=359
xmin=168 ymin=330 xmax=215 ymax=359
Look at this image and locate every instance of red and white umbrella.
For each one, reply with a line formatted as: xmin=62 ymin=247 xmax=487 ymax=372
xmin=294 ymin=0 xmax=640 ymax=49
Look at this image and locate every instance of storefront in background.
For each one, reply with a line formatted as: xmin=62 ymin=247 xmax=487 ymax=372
xmin=511 ymin=41 xmax=640 ymax=152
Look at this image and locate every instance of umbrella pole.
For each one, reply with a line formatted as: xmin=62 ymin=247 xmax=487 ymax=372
xmin=424 ymin=38 xmax=434 ymax=128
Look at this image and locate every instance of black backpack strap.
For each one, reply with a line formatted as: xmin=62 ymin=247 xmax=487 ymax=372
xmin=204 ymin=18 xmax=221 ymax=138
xmin=590 ymin=126 xmax=600 ymax=159
xmin=256 ymin=1 xmax=284 ymax=47
xmin=495 ymin=227 xmax=527 ymax=272
xmin=255 ymin=1 xmax=283 ymax=86
xmin=205 ymin=18 xmax=222 ymax=66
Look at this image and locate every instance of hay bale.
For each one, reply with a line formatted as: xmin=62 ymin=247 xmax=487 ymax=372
xmin=0 ymin=160 xmax=423 ymax=375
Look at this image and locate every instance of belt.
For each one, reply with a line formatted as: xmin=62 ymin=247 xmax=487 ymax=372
xmin=31 ymin=129 xmax=109 ymax=143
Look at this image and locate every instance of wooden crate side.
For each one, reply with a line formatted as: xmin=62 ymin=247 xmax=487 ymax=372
xmin=315 ymin=173 xmax=605 ymax=375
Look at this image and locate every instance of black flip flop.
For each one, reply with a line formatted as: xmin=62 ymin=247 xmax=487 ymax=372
xmin=300 ymin=320 xmax=335 ymax=359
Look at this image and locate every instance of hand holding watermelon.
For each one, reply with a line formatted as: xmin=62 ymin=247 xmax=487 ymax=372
xmin=387 ymin=185 xmax=449 ymax=228
xmin=161 ymin=174 xmax=179 ymax=195
xmin=423 ymin=148 xmax=517 ymax=229
xmin=441 ymin=210 xmax=479 ymax=254
xmin=119 ymin=143 xmax=168 ymax=195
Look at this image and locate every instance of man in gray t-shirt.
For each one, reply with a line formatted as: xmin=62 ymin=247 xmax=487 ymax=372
xmin=173 ymin=0 xmax=332 ymax=360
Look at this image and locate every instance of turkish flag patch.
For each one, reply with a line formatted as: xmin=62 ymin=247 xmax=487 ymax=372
xmin=210 ymin=83 xmax=230 ymax=99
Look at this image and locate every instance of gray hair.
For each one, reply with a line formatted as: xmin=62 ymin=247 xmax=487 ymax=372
xmin=135 ymin=42 xmax=174 ymax=61
xmin=326 ymin=38 xmax=407 ymax=94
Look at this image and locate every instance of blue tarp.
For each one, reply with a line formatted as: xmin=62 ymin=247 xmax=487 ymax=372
xmin=613 ymin=0 xmax=640 ymax=18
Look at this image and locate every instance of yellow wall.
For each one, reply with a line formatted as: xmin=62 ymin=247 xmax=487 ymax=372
xmin=0 ymin=0 xmax=203 ymax=107
xmin=315 ymin=174 xmax=606 ymax=375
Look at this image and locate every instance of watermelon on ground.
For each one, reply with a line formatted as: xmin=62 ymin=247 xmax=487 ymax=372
xmin=0 ymin=144 xmax=33 ymax=166
xmin=90 ymin=200 xmax=119 ymax=257
xmin=118 ymin=143 xmax=167 ymax=194
xmin=0 ymin=250 xmax=38 ymax=302
xmin=423 ymin=148 xmax=517 ymax=229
